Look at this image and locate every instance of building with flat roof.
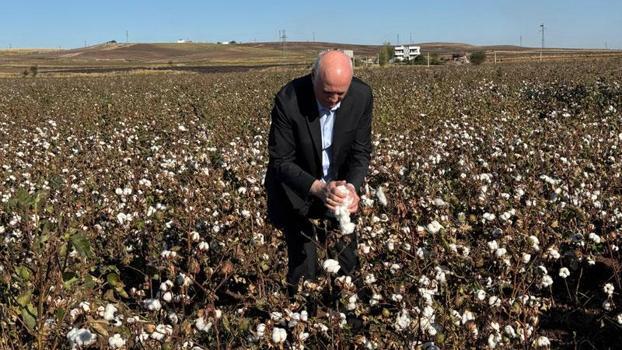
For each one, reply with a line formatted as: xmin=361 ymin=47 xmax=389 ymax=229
xmin=394 ymin=45 xmax=421 ymax=61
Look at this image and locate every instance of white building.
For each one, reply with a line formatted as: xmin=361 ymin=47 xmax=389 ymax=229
xmin=394 ymin=45 xmax=421 ymax=61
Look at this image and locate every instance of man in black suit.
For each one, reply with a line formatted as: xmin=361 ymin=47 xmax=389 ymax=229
xmin=265 ymin=50 xmax=373 ymax=299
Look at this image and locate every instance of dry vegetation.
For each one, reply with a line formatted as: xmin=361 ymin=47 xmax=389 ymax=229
xmin=1 ymin=58 xmax=621 ymax=349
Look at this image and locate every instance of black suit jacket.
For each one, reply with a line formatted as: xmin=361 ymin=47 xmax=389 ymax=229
xmin=265 ymin=73 xmax=373 ymax=227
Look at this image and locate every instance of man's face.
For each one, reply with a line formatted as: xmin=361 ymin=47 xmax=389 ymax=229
xmin=313 ymin=73 xmax=351 ymax=109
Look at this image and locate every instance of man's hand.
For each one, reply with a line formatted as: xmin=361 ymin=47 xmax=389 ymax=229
xmin=344 ymin=183 xmax=360 ymax=214
xmin=310 ymin=180 xmax=359 ymax=214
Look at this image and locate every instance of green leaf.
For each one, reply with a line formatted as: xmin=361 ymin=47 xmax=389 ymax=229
xmin=17 ymin=291 xmax=32 ymax=307
xmin=62 ymin=272 xmax=79 ymax=289
xmin=21 ymin=307 xmax=37 ymax=331
xmin=106 ymin=273 xmax=124 ymax=288
xmin=15 ymin=266 xmax=32 ymax=281
xmin=70 ymin=233 xmax=93 ymax=258
xmin=55 ymin=308 xmax=66 ymax=321
xmin=107 ymin=273 xmax=128 ymax=298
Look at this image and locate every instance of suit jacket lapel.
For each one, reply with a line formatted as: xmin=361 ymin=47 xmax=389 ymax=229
xmin=330 ymin=92 xmax=353 ymax=166
xmin=303 ymin=77 xmax=322 ymax=174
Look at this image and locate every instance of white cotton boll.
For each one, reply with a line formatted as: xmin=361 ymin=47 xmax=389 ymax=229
xmin=162 ymin=291 xmax=172 ymax=302
xmin=143 ymin=298 xmax=161 ymax=311
xmin=391 ymin=293 xmax=403 ymax=302
xmin=376 ymin=186 xmax=388 ymax=206
xmin=272 ymin=327 xmax=287 ymax=344
xmin=323 ymin=259 xmax=341 ymax=274
xmin=195 ymin=317 xmax=212 ymax=332
xmin=190 ymin=231 xmax=200 ymax=241
xmin=151 ymin=324 xmax=172 ymax=341
xmin=616 ymin=314 xmax=622 ymax=325
xmin=334 ymin=185 xmax=355 ymax=235
xmin=539 ymin=275 xmax=553 ymax=288
xmin=103 ymin=304 xmax=117 ymax=321
xmin=505 ymin=325 xmax=517 ymax=338
xmin=160 ymin=280 xmax=173 ymax=291
xmin=546 ymin=247 xmax=560 ymax=260
xmin=67 ymin=328 xmax=97 ymax=348
xmin=394 ymin=309 xmax=411 ymax=331
xmin=482 ymin=212 xmax=496 ymax=221
xmin=256 ymin=323 xmax=266 ymax=338
xmin=603 ymin=300 xmax=613 ymax=311
xmin=298 ymin=331 xmax=310 ymax=341
xmin=108 ymin=334 xmax=126 ymax=349
xmin=432 ymin=198 xmax=447 ymax=207
xmin=79 ymin=301 xmax=91 ymax=312
xmin=603 ymin=283 xmax=614 ymax=297
xmin=522 ymin=253 xmax=532 ymax=264
xmin=528 ymin=235 xmax=540 ymax=250
xmin=588 ymin=232 xmax=601 ymax=244
xmin=461 ymin=310 xmax=475 ymax=324
xmin=198 ymin=241 xmax=209 ymax=251
xmin=495 ymin=247 xmax=507 ymax=258
xmin=487 ymin=240 xmax=499 ymax=251
xmin=488 ymin=296 xmax=501 ymax=307
xmin=534 ymin=336 xmax=550 ymax=347
xmin=558 ymin=267 xmax=570 ymax=279
xmin=475 ymin=289 xmax=486 ymax=301
xmin=426 ymin=221 xmax=443 ymax=234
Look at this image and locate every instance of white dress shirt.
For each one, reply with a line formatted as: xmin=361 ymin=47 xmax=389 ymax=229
xmin=317 ymin=101 xmax=340 ymax=182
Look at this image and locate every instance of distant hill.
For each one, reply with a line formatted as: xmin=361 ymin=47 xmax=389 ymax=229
xmin=1 ymin=41 xmax=619 ymax=75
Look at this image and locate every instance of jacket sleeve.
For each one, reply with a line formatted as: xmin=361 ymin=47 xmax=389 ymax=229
xmin=344 ymin=89 xmax=373 ymax=193
xmin=267 ymin=95 xmax=317 ymax=199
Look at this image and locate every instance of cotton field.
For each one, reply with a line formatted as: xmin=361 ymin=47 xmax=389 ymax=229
xmin=1 ymin=59 xmax=621 ymax=349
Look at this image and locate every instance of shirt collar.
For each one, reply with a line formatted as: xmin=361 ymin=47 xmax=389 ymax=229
xmin=316 ymin=100 xmax=341 ymax=114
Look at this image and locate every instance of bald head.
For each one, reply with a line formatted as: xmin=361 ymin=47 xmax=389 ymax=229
xmin=312 ymin=50 xmax=353 ymax=109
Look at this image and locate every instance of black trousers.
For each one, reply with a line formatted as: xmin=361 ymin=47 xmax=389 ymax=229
xmin=283 ymin=216 xmax=359 ymax=297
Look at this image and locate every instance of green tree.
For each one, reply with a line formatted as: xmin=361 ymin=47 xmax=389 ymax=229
xmin=378 ymin=42 xmax=394 ymax=66
xmin=470 ymin=51 xmax=486 ymax=65
xmin=29 ymin=65 xmax=38 ymax=77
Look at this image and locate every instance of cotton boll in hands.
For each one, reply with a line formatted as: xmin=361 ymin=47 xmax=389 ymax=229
xmin=334 ymin=185 xmax=355 ymax=235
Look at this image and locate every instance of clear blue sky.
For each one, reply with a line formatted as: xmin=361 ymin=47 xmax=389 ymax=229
xmin=2 ymin=0 xmax=620 ymax=49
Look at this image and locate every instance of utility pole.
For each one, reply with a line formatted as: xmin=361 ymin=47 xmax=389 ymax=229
xmin=397 ymin=34 xmax=400 ymax=45
xmin=520 ymin=35 xmax=522 ymax=47
xmin=410 ymin=32 xmax=412 ymax=44
xmin=494 ymin=51 xmax=497 ymax=64
xmin=279 ymin=29 xmax=287 ymax=58
xmin=539 ymin=24 xmax=545 ymax=62
xmin=605 ymin=41 xmax=608 ymax=50
xmin=126 ymin=30 xmax=129 ymax=43
xmin=312 ymin=32 xmax=315 ymax=42
xmin=427 ymin=52 xmax=430 ymax=67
